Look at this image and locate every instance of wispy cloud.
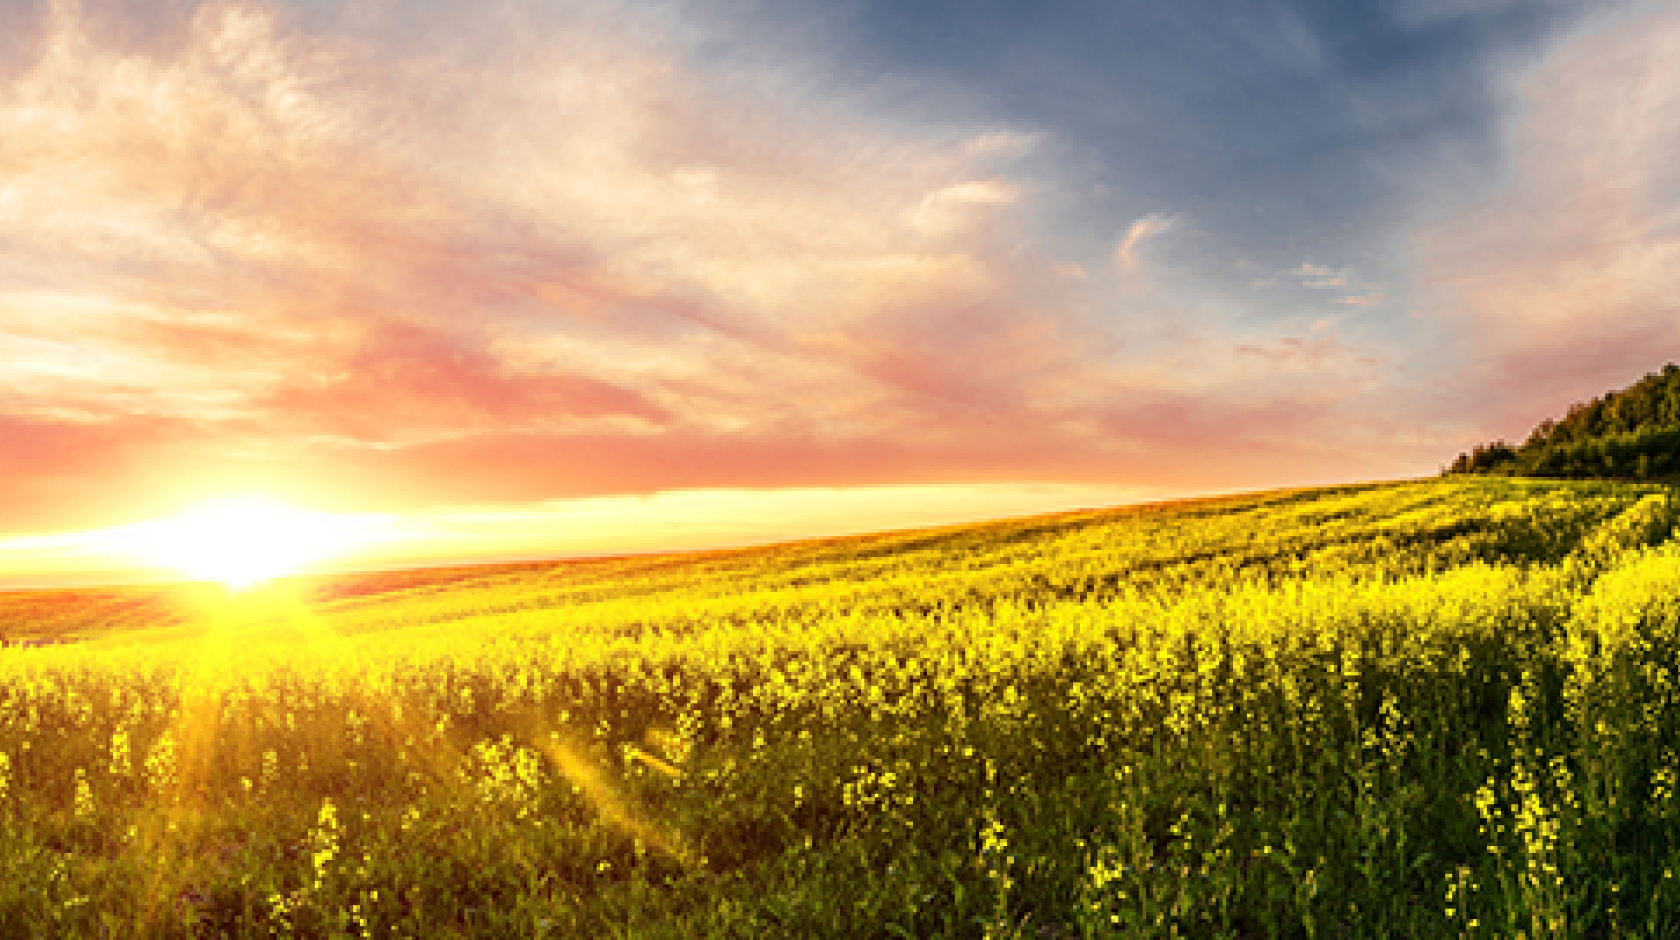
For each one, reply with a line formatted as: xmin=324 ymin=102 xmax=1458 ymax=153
xmin=910 ymin=179 xmax=1022 ymax=237
xmin=1416 ymin=0 xmax=1680 ymax=429
xmin=1336 ymin=293 xmax=1384 ymax=306
xmin=1276 ymin=263 xmax=1385 ymax=307
xmin=0 ymin=0 xmax=1612 ymax=545
xmin=1289 ymin=264 xmax=1352 ymax=288
xmin=0 ymin=0 xmax=1150 ymax=527
xmin=1115 ymin=213 xmax=1178 ymax=271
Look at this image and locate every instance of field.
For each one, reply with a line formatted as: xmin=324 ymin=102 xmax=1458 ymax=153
xmin=4 ymin=476 xmax=1680 ymax=936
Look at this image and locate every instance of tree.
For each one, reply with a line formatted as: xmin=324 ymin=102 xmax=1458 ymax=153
xmin=1446 ymin=361 xmax=1680 ymax=480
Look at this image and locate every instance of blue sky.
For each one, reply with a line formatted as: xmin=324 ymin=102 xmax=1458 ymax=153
xmin=667 ymin=0 xmax=1583 ymax=250
xmin=0 ymin=0 xmax=1676 ymax=578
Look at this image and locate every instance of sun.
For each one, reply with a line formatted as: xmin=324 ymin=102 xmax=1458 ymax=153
xmin=118 ymin=495 xmax=371 ymax=589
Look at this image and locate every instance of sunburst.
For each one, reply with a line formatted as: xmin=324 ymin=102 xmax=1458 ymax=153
xmin=110 ymin=495 xmax=376 ymax=589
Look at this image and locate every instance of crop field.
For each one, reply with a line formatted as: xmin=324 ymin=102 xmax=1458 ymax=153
xmin=5 ymin=476 xmax=1680 ymax=937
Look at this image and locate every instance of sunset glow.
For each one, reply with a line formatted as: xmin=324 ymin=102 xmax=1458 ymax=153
xmin=3 ymin=1 xmax=1680 ymax=931
xmin=101 ymin=496 xmax=383 ymax=589
xmin=0 ymin=0 xmax=1676 ymax=582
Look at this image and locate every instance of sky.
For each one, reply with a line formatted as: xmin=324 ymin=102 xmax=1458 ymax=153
xmin=2 ymin=0 xmax=1679 ymax=584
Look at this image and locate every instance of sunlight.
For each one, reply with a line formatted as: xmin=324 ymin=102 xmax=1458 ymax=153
xmin=108 ymin=495 xmax=380 ymax=590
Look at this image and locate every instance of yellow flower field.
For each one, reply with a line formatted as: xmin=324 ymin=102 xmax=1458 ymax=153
xmin=2 ymin=477 xmax=1678 ymax=936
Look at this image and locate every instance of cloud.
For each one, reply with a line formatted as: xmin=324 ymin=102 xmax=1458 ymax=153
xmin=1115 ymin=213 xmax=1178 ymax=270
xmin=1289 ymin=264 xmax=1351 ymax=288
xmin=1416 ymin=1 xmax=1680 ymax=427
xmin=909 ymin=179 xmax=1022 ymax=237
xmin=256 ymin=319 xmax=673 ymax=440
xmin=0 ymin=0 xmax=1113 ymax=525
xmin=1275 ymin=263 xmax=1384 ymax=307
xmin=1236 ymin=335 xmax=1379 ymax=369
xmin=0 ymin=0 xmax=1448 ymax=537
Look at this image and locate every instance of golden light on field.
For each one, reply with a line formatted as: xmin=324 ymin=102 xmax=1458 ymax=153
xmin=106 ymin=495 xmax=381 ymax=590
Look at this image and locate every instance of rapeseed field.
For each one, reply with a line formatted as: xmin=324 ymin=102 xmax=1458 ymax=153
xmin=3 ymin=477 xmax=1679 ymax=936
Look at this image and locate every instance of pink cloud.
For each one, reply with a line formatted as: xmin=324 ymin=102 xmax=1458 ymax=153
xmin=251 ymin=319 xmax=672 ymax=439
xmin=0 ymin=0 xmax=1443 ymax=536
xmin=1236 ymin=335 xmax=1380 ymax=370
xmin=1417 ymin=2 xmax=1680 ymax=429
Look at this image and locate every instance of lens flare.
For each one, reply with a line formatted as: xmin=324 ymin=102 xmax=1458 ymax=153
xmin=109 ymin=495 xmax=379 ymax=589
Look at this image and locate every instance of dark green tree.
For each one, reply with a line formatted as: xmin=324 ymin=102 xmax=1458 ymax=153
xmin=1446 ymin=362 xmax=1680 ymax=480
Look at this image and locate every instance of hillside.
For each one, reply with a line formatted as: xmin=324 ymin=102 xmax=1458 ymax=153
xmin=1448 ymin=362 xmax=1680 ymax=479
xmin=4 ymin=477 xmax=1680 ymax=936
xmin=0 ymin=477 xmax=1653 ymax=647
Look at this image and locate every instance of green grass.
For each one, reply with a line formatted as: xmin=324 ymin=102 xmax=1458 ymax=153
xmin=3 ymin=476 xmax=1680 ymax=936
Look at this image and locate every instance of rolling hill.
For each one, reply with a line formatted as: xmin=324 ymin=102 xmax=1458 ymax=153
xmin=3 ymin=476 xmax=1680 ymax=936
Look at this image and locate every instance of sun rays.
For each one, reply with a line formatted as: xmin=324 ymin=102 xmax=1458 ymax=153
xmin=107 ymin=570 xmax=695 ymax=933
xmin=98 ymin=495 xmax=393 ymax=590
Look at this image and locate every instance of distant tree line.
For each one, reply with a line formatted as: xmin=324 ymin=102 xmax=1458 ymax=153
xmin=1447 ymin=362 xmax=1680 ymax=480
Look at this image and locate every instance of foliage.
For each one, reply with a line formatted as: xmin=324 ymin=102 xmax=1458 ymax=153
xmin=2 ymin=478 xmax=1680 ymax=936
xmin=1448 ymin=362 xmax=1680 ymax=480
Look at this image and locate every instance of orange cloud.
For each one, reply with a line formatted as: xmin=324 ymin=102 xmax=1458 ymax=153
xmin=910 ymin=179 xmax=1021 ymax=237
xmin=0 ymin=0 xmax=1437 ymax=536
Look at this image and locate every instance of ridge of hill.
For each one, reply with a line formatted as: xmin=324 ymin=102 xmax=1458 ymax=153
xmin=0 ymin=476 xmax=1657 ymax=648
xmin=1449 ymin=361 xmax=1680 ymax=479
